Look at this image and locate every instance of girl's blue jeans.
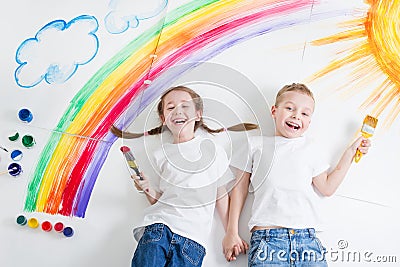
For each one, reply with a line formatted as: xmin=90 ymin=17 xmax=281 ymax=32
xmin=131 ymin=223 xmax=206 ymax=267
xmin=248 ymin=228 xmax=328 ymax=267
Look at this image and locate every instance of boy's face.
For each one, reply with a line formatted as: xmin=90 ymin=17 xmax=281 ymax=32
xmin=271 ymin=91 xmax=314 ymax=138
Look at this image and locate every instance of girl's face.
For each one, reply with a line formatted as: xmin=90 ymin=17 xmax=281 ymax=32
xmin=160 ymin=90 xmax=201 ymax=142
xmin=271 ymin=91 xmax=314 ymax=138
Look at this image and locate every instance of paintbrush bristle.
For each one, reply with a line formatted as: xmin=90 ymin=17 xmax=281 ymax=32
xmin=361 ymin=115 xmax=378 ymax=135
xmin=364 ymin=115 xmax=378 ymax=127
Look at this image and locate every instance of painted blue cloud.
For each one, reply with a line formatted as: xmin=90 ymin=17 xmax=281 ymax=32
xmin=105 ymin=0 xmax=167 ymax=34
xmin=15 ymin=15 xmax=99 ymax=88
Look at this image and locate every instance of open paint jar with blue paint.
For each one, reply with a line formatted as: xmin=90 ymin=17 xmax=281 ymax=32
xmin=18 ymin=108 xmax=33 ymax=123
xmin=8 ymin=163 xmax=23 ymax=177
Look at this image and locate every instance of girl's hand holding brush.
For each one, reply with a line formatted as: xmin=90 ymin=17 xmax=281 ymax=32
xmin=132 ymin=172 xmax=161 ymax=205
xmin=132 ymin=172 xmax=150 ymax=192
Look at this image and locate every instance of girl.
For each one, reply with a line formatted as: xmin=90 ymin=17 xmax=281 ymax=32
xmin=111 ymin=85 xmax=256 ymax=267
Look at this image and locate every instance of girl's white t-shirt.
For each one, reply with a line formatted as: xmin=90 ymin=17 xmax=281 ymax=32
xmin=230 ymin=135 xmax=330 ymax=231
xmin=133 ymin=136 xmax=233 ymax=247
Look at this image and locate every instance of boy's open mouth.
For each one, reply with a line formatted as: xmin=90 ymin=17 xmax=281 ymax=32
xmin=286 ymin=121 xmax=300 ymax=130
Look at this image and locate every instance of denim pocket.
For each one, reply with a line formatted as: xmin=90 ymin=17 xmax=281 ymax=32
xmin=314 ymin=237 xmax=327 ymax=263
xmin=302 ymin=237 xmax=327 ymax=265
xmin=139 ymin=224 xmax=164 ymax=246
xmin=182 ymin=239 xmax=206 ymax=266
xmin=249 ymin=237 xmax=268 ymax=266
xmin=313 ymin=237 xmax=327 ymax=255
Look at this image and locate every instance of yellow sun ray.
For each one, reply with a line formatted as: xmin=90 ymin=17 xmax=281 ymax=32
xmin=309 ymin=0 xmax=400 ymax=127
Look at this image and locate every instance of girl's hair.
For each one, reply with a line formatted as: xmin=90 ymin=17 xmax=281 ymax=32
xmin=111 ymin=85 xmax=258 ymax=139
xmin=275 ymin=83 xmax=314 ymax=106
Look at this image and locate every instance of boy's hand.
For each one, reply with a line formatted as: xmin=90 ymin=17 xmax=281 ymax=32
xmin=222 ymin=233 xmax=249 ymax=261
xmin=350 ymin=136 xmax=371 ymax=156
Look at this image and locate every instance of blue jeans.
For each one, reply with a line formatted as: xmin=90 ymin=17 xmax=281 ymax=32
xmin=132 ymin=223 xmax=206 ymax=267
xmin=248 ymin=228 xmax=327 ymax=267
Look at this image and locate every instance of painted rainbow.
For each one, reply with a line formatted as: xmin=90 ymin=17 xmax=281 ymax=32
xmin=24 ymin=0 xmax=318 ymax=217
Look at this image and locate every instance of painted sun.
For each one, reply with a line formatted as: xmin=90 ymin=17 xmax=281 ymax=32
xmin=309 ymin=0 xmax=400 ymax=128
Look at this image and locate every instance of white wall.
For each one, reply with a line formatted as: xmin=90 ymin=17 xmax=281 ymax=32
xmin=1 ymin=1 xmax=399 ymax=266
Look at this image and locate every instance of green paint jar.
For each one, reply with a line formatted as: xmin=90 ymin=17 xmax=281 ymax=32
xmin=22 ymin=134 xmax=35 ymax=148
xmin=16 ymin=215 xmax=27 ymax=226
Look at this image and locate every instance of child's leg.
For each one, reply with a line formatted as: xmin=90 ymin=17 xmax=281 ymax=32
xmin=131 ymin=223 xmax=169 ymax=267
xmin=248 ymin=228 xmax=327 ymax=267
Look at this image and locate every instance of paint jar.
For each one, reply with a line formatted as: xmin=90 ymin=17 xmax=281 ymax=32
xmin=18 ymin=108 xmax=33 ymax=123
xmin=22 ymin=134 xmax=35 ymax=148
xmin=8 ymin=131 xmax=20 ymax=141
xmin=54 ymin=222 xmax=64 ymax=233
xmin=41 ymin=221 xmax=52 ymax=232
xmin=10 ymin=149 xmax=23 ymax=161
xmin=16 ymin=215 xmax=27 ymax=226
xmin=63 ymin=226 xmax=74 ymax=237
xmin=27 ymin=218 xmax=39 ymax=228
xmin=8 ymin=163 xmax=22 ymax=177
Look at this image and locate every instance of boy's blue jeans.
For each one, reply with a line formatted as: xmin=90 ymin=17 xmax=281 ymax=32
xmin=248 ymin=228 xmax=328 ymax=267
xmin=132 ymin=223 xmax=206 ymax=267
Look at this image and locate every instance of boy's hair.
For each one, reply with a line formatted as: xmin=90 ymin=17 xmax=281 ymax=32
xmin=275 ymin=83 xmax=314 ymax=106
xmin=111 ymin=85 xmax=258 ymax=139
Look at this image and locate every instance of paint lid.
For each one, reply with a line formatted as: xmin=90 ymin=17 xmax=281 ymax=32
xmin=8 ymin=163 xmax=22 ymax=177
xmin=22 ymin=135 xmax=35 ymax=148
xmin=41 ymin=221 xmax=52 ymax=232
xmin=8 ymin=132 xmax=20 ymax=141
xmin=54 ymin=222 xmax=64 ymax=233
xmin=18 ymin=108 xmax=33 ymax=123
xmin=10 ymin=150 xmax=23 ymax=161
xmin=27 ymin=218 xmax=39 ymax=228
xmin=16 ymin=215 xmax=27 ymax=226
xmin=63 ymin=226 xmax=74 ymax=237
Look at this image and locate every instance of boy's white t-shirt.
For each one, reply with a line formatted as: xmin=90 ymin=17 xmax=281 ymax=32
xmin=133 ymin=136 xmax=233 ymax=247
xmin=230 ymin=135 xmax=330 ymax=231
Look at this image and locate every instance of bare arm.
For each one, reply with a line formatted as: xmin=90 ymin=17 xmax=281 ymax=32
xmin=216 ymin=186 xmax=229 ymax=231
xmin=132 ymin=173 xmax=162 ymax=205
xmin=313 ymin=136 xmax=371 ymax=197
xmin=222 ymin=169 xmax=251 ymax=261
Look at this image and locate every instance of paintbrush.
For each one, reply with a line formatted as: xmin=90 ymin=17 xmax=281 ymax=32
xmin=120 ymin=146 xmax=143 ymax=180
xmin=354 ymin=115 xmax=378 ymax=163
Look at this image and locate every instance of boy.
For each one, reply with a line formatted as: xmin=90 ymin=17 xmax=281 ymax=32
xmin=222 ymin=83 xmax=371 ymax=266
